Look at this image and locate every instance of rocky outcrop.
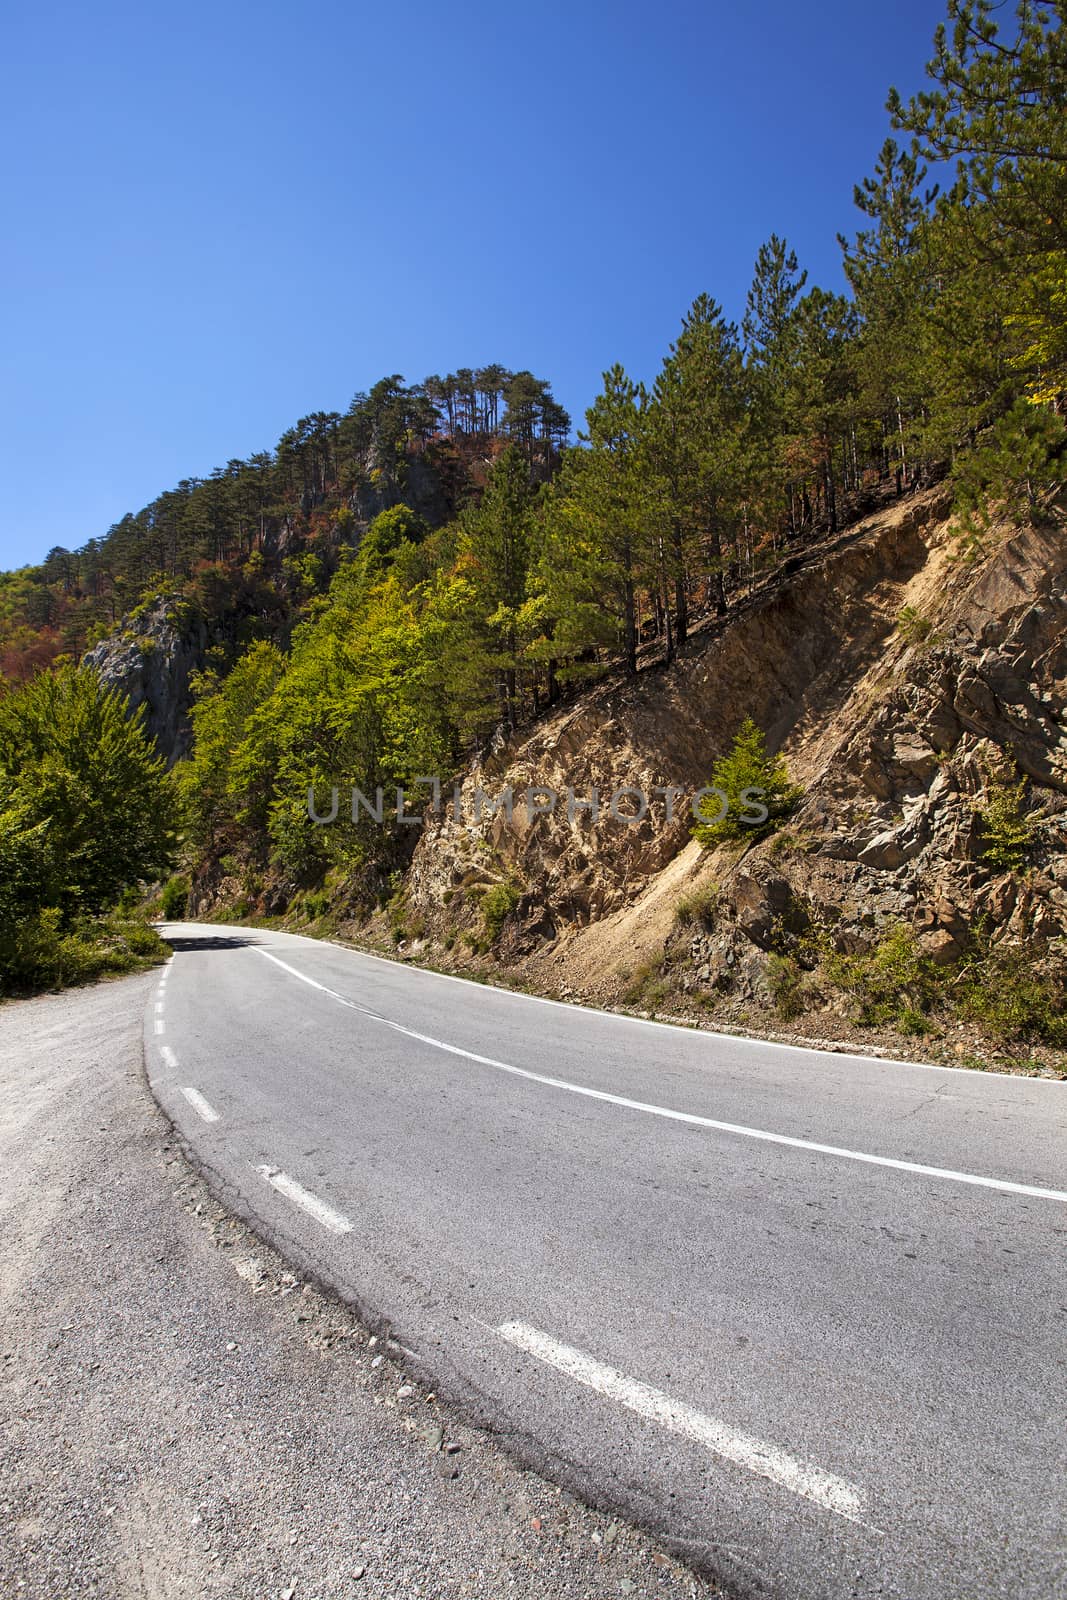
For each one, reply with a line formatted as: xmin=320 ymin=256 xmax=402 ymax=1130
xmin=350 ymin=457 xmax=450 ymax=531
xmin=400 ymin=486 xmax=1067 ymax=1016
xmin=82 ymin=601 xmax=208 ymax=762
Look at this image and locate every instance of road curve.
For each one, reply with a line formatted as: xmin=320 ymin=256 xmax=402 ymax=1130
xmin=147 ymin=922 xmax=1067 ymax=1600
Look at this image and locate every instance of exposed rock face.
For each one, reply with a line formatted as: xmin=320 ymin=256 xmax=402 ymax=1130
xmin=350 ymin=458 xmax=450 ymax=530
xmin=82 ymin=601 xmax=208 ymax=762
xmin=403 ymin=487 xmax=1067 ymax=1005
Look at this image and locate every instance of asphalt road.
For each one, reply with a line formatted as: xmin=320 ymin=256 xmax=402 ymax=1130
xmin=146 ymin=922 xmax=1067 ymax=1600
xmin=0 ymin=967 xmax=716 ymax=1600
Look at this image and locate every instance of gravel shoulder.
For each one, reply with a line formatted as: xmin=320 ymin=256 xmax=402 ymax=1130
xmin=0 ymin=973 xmax=716 ymax=1600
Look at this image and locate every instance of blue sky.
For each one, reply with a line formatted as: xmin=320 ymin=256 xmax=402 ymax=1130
xmin=1 ymin=0 xmax=947 ymax=569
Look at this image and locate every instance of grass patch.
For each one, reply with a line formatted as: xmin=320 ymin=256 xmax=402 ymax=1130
xmin=823 ymin=923 xmax=942 ymax=1029
xmin=674 ymin=882 xmax=719 ymax=928
xmin=621 ymin=959 xmax=670 ymax=1013
xmin=765 ymin=953 xmax=805 ymax=1020
xmin=820 ymin=921 xmax=1067 ymax=1050
xmin=766 ymin=829 xmax=822 ymax=858
xmin=954 ymin=946 xmax=1067 ymax=1047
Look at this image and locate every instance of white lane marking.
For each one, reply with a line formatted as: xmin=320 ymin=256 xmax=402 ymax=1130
xmin=153 ymin=1018 xmax=165 ymax=1035
xmin=254 ymin=1164 xmax=353 ymax=1235
xmin=254 ymin=947 xmax=370 ymax=1008
xmin=250 ymin=948 xmax=1067 ymax=1205
xmin=160 ymin=1044 xmax=178 ymax=1071
xmin=498 ymin=1321 xmax=867 ymax=1524
xmin=325 ymin=939 xmax=1067 ymax=1087
xmin=180 ymin=1086 xmax=220 ymax=1123
xmin=155 ymin=999 xmax=164 ymax=1014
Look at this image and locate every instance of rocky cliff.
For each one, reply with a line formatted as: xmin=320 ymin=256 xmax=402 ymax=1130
xmin=82 ymin=600 xmax=208 ymax=762
xmin=392 ymin=486 xmax=1067 ymax=1061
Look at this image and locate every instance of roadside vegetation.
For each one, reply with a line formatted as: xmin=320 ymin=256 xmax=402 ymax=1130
xmin=0 ymin=666 xmax=173 ymax=997
xmin=671 ymin=914 xmax=1067 ymax=1062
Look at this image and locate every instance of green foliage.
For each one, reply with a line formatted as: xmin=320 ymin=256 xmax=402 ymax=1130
xmin=952 ymin=399 xmax=1067 ymax=537
xmin=0 ymin=664 xmax=175 ymax=920
xmin=823 ymin=923 xmax=943 ymax=1027
xmin=536 ymin=367 xmax=654 ymax=678
xmin=0 ymin=907 xmax=167 ymax=999
xmin=621 ymin=959 xmax=670 ymax=1012
xmin=976 ymin=773 xmax=1035 ymax=873
xmin=693 ymin=718 xmax=804 ymax=845
xmin=354 ymin=505 xmax=430 ymax=589
xmin=955 ymin=946 xmax=1067 ymax=1047
xmin=765 ymin=954 xmax=805 ymax=1020
xmin=888 ymin=0 xmax=1067 ymax=401
xmin=481 ymin=878 xmax=521 ymax=943
xmin=896 ymin=605 xmax=933 ymax=644
xmin=160 ymin=875 xmax=190 ymax=919
xmin=674 ymin=882 xmax=719 ymax=927
xmin=776 ymin=914 xmax=1066 ymax=1049
xmin=0 ymin=665 xmax=174 ymax=994
xmin=897 ymin=1006 xmax=938 ymax=1038
xmin=433 ymin=446 xmax=540 ymax=737
xmin=179 ymin=641 xmax=288 ymax=857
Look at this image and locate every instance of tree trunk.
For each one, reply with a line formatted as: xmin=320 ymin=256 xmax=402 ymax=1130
xmin=623 ymin=581 xmax=637 ymax=675
xmin=707 ymin=526 xmax=727 ymax=615
xmin=896 ymin=398 xmax=907 ymax=493
xmin=824 ymin=455 xmax=837 ymax=534
xmin=671 ymin=520 xmax=688 ymax=645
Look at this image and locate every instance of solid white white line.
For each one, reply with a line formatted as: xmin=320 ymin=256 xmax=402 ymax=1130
xmin=160 ymin=1044 xmax=178 ymax=1071
xmin=325 ymin=938 xmax=1066 ymax=1087
xmin=254 ymin=1164 xmax=353 ymax=1235
xmin=251 ymin=947 xmax=1067 ymax=1205
xmin=498 ymin=1321 xmax=867 ymax=1523
xmin=255 ymin=947 xmax=370 ymax=1011
xmin=153 ymin=1018 xmax=165 ymax=1035
xmin=180 ymin=1086 xmax=220 ymax=1123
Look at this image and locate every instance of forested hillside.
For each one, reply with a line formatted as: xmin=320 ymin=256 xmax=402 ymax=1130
xmin=0 ymin=367 xmax=569 ymax=680
xmin=2 ymin=0 xmax=1065 ymax=1024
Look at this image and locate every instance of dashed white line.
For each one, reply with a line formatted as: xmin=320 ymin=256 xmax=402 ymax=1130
xmin=254 ymin=1164 xmax=353 ymax=1235
xmin=180 ymin=1086 xmax=220 ymax=1123
xmin=154 ymin=999 xmax=164 ymax=1014
xmin=498 ymin=1320 xmax=868 ymax=1524
xmin=160 ymin=1044 xmax=178 ymax=1071
xmin=251 ymin=947 xmax=1067 ymax=1204
xmin=153 ymin=1018 xmax=165 ymax=1035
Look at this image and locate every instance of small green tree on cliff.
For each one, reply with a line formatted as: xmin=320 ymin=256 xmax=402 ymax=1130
xmin=693 ymin=717 xmax=804 ymax=845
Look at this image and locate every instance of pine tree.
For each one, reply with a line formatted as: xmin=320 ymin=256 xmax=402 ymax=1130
xmin=537 ymin=368 xmax=654 ymax=677
xmin=693 ymin=718 xmax=804 ymax=845
xmin=649 ymin=296 xmax=746 ymax=627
